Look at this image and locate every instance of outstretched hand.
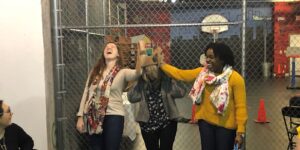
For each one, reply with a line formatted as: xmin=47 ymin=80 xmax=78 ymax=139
xmin=136 ymin=40 xmax=146 ymax=73
xmin=154 ymin=46 xmax=165 ymax=66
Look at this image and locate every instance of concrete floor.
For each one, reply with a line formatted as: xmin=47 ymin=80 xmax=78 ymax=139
xmin=122 ymin=77 xmax=300 ymax=150
xmin=171 ymin=77 xmax=299 ymax=150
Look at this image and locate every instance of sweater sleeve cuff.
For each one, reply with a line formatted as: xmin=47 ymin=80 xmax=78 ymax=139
xmin=77 ymin=111 xmax=83 ymax=117
xmin=237 ymin=124 xmax=246 ymax=133
xmin=160 ymin=64 xmax=168 ymax=71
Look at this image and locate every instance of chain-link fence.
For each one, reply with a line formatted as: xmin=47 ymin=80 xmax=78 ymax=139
xmin=51 ymin=0 xmax=300 ymax=150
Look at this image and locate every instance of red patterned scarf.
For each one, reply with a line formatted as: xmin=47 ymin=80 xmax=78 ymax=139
xmin=86 ymin=65 xmax=120 ymax=135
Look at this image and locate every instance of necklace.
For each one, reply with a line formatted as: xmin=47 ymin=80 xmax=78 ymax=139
xmin=0 ymin=137 xmax=7 ymax=150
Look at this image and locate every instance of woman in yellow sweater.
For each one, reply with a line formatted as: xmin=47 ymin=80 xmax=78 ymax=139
xmin=296 ymin=126 xmax=300 ymax=150
xmin=160 ymin=42 xmax=248 ymax=150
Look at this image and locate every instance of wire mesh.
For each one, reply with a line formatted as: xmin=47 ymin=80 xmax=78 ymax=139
xmin=52 ymin=0 xmax=300 ymax=150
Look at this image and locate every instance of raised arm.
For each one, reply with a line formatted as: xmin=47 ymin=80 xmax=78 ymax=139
xmin=134 ymin=40 xmax=143 ymax=76
xmin=122 ymin=40 xmax=146 ymax=82
xmin=160 ymin=64 xmax=202 ymax=83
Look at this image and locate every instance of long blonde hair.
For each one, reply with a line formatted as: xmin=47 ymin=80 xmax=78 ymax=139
xmin=142 ymin=64 xmax=161 ymax=82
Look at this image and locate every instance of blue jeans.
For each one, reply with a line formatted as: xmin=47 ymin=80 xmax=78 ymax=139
xmin=198 ymin=120 xmax=236 ymax=150
xmin=88 ymin=115 xmax=124 ymax=150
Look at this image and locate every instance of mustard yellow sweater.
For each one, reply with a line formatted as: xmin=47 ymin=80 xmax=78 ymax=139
xmin=161 ymin=64 xmax=248 ymax=133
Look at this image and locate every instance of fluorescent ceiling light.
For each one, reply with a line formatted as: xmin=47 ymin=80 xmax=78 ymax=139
xmin=269 ymin=0 xmax=300 ymax=2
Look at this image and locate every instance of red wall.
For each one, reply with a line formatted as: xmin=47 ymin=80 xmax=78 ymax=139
xmin=126 ymin=3 xmax=171 ymax=63
xmin=273 ymin=2 xmax=300 ymax=77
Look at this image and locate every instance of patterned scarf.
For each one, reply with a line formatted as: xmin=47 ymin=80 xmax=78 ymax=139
xmin=189 ymin=65 xmax=232 ymax=115
xmin=86 ymin=65 xmax=120 ymax=135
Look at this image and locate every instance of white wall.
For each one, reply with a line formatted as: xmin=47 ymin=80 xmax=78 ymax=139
xmin=0 ymin=0 xmax=48 ymax=150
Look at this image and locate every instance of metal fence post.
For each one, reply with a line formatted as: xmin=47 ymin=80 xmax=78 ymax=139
xmin=242 ymin=0 xmax=246 ymax=77
xmin=51 ymin=0 xmax=66 ymax=149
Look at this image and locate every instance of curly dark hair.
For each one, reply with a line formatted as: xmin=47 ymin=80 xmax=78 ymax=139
xmin=204 ymin=42 xmax=235 ymax=66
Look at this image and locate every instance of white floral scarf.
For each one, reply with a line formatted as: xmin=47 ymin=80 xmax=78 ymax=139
xmin=189 ymin=65 xmax=232 ymax=115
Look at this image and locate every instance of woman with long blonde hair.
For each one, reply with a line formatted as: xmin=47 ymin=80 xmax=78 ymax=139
xmin=128 ymin=47 xmax=186 ymax=150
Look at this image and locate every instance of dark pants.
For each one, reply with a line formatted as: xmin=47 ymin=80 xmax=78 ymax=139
xmin=141 ymin=121 xmax=177 ymax=150
xmin=88 ymin=115 xmax=124 ymax=150
xmin=198 ymin=120 xmax=236 ymax=150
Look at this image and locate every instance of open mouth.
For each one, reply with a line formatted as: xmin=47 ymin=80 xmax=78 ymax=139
xmin=106 ymin=48 xmax=113 ymax=54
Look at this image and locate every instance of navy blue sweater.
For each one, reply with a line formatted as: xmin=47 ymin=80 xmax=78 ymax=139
xmin=0 ymin=123 xmax=34 ymax=150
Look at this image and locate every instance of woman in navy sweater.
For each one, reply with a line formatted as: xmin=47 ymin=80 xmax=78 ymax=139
xmin=0 ymin=100 xmax=34 ymax=150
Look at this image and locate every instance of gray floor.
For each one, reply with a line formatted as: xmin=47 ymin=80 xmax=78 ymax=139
xmin=171 ymin=77 xmax=300 ymax=150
